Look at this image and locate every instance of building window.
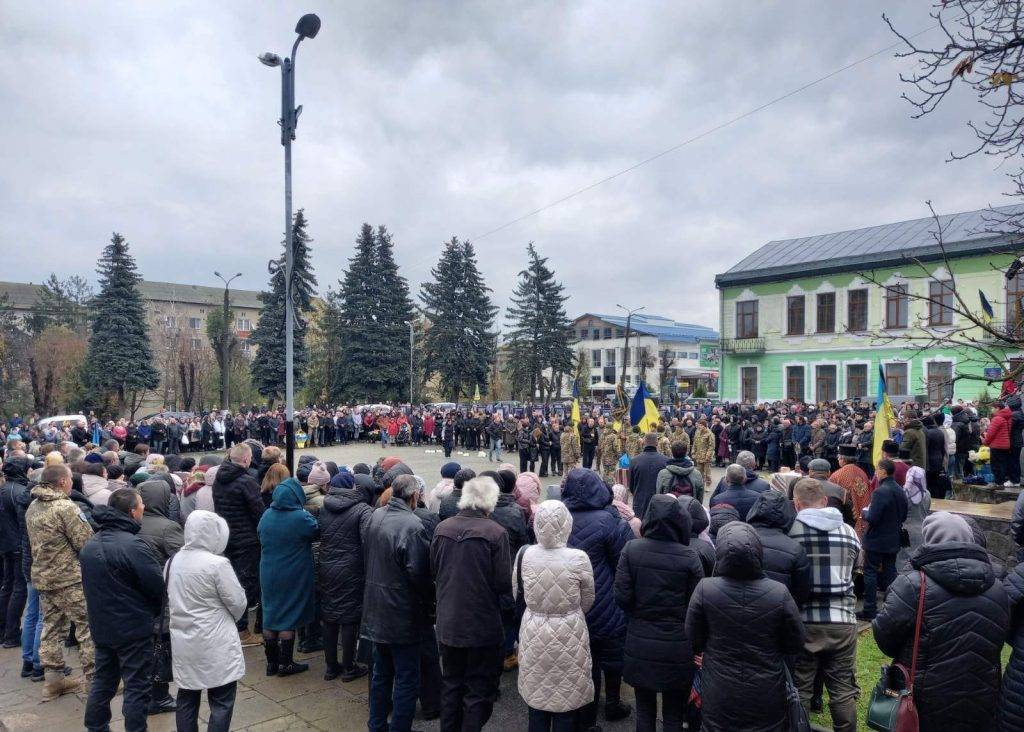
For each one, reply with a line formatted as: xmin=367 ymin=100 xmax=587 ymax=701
xmin=736 ymin=300 xmax=758 ymax=339
xmin=741 ymin=366 xmax=758 ymax=403
xmin=815 ymin=365 xmax=837 ymax=402
xmin=846 ymin=364 xmax=868 ymax=399
xmin=190 ymin=338 xmax=200 ymax=350
xmin=689 ymin=352 xmax=698 ymax=359
xmin=816 ymin=292 xmax=836 ymax=333
xmin=605 ymin=348 xmax=616 ymax=365
xmin=241 ymin=340 xmax=251 ymax=352
xmin=236 ymin=318 xmax=252 ymax=331
xmin=591 ymin=349 xmax=601 ymax=367
xmin=847 ymin=289 xmax=868 ymax=332
xmin=785 ymin=366 xmax=805 ymax=402
xmin=591 ymin=375 xmax=600 ymax=385
xmin=1009 ymin=271 xmax=1024 ymax=330
xmin=786 ymin=295 xmax=805 ymax=335
xmin=616 ymin=328 xmax=624 ymax=337
xmin=928 ymin=281 xmax=954 ymax=326
xmin=603 ymin=327 xmax=612 ymax=338
xmin=927 ymin=361 xmax=954 ymax=402
xmin=580 ymin=328 xmax=589 ymax=340
xmin=885 ymin=285 xmax=909 ymax=329
xmin=885 ymin=362 xmax=908 ymax=395
xmin=189 ymin=317 xmax=201 ymax=330
xmin=624 ymin=347 xmax=632 ymax=367
xmin=624 ymin=375 xmax=631 ymax=385
xmin=602 ymin=366 xmax=616 ymax=384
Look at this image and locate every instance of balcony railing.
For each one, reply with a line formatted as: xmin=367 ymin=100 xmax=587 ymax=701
xmin=721 ymin=337 xmax=765 ymax=354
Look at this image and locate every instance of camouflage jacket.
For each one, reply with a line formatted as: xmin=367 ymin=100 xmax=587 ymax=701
xmin=692 ymin=426 xmax=715 ymax=464
xmin=671 ymin=428 xmax=691 ymax=453
xmin=625 ymin=433 xmax=644 ymax=458
xmin=25 ymin=484 xmax=94 ymax=591
xmin=657 ymin=434 xmax=672 ymax=458
xmin=597 ymin=431 xmax=621 ymax=467
xmin=560 ymin=429 xmax=581 ymax=465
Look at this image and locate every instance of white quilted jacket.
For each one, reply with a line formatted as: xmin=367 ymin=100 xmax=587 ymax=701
xmin=515 ymin=500 xmax=595 ymax=712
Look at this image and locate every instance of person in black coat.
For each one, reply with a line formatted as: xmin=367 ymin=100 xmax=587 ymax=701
xmin=438 ymin=468 xmax=477 ymax=521
xmin=708 ymin=464 xmax=761 ymax=520
xmin=430 ymin=477 xmax=512 ymax=731
xmin=481 ymin=470 xmax=529 ymax=668
xmin=922 ymin=414 xmax=947 ymax=496
xmin=629 ymin=434 xmax=670 ymax=520
xmin=676 ymin=495 xmax=715 ymax=577
xmin=1003 ymin=559 xmax=1024 ymax=731
xmin=212 ymin=444 xmax=266 ymax=640
xmin=362 ymin=475 xmax=433 ymax=732
xmin=80 ymin=489 xmax=165 ymax=732
xmin=872 ymin=511 xmax=1009 ymax=732
xmin=684 ymin=521 xmax=805 ymax=732
xmin=0 ymin=457 xmax=30 ymax=647
xmin=858 ymin=458 xmax=909 ymax=620
xmin=318 ymin=471 xmax=373 ymax=682
xmin=614 ymin=495 xmax=704 ymax=732
xmin=745 ymin=490 xmax=811 ymax=606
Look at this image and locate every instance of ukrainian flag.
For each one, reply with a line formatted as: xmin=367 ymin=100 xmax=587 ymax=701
xmin=872 ymin=365 xmax=895 ymax=466
xmin=629 ymin=380 xmax=660 ymax=434
xmin=571 ymin=380 xmax=582 ymax=438
xmin=979 ymin=289 xmax=994 ymax=325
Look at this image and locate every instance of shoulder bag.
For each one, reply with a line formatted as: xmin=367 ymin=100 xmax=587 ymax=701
xmin=150 ymin=554 xmax=175 ymax=684
xmin=866 ymin=570 xmax=925 ymax=731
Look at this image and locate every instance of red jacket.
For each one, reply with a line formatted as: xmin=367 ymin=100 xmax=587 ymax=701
xmin=984 ymin=407 xmax=1012 ymax=450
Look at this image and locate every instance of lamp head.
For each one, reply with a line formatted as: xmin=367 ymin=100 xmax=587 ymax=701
xmin=214 ymin=271 xmax=222 ymax=278
xmin=258 ymin=52 xmax=283 ymax=67
xmin=295 ymin=13 xmax=321 ymax=39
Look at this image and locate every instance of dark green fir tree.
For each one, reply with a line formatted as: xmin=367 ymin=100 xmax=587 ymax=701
xmin=420 ymin=237 xmax=497 ymax=401
xmin=83 ymin=233 xmax=159 ymax=416
xmin=249 ymin=208 xmax=318 ymax=404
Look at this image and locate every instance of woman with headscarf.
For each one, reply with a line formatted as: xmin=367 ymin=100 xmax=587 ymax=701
xmin=167 ymin=511 xmax=248 ymax=732
xmin=513 ymin=471 xmax=542 ymax=526
xmin=516 ymin=500 xmax=595 ymax=731
xmin=896 ymin=447 xmax=931 ymax=571
xmin=873 ymin=511 xmax=1009 ymax=732
xmin=614 ymin=495 xmax=704 ymax=732
xmin=685 ymin=522 xmax=805 ymax=732
xmin=610 ymin=484 xmax=641 ymax=538
xmin=257 ymin=477 xmax=320 ymax=677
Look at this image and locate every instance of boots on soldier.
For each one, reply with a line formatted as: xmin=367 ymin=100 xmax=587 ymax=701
xmin=41 ymin=668 xmax=80 ymax=701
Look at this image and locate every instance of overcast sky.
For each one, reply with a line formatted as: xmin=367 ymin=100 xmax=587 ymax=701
xmin=0 ymin=1 xmax=1011 ymax=332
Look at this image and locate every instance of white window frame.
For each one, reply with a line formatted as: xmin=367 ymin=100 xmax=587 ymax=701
xmin=782 ymin=361 xmax=807 ymax=402
xmin=810 ymin=360 xmax=841 ymax=403
xmin=737 ymin=363 xmax=760 ymax=403
xmin=842 ymin=359 xmax=872 ymax=400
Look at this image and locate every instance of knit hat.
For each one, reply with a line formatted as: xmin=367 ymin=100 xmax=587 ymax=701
xmin=922 ymin=511 xmax=973 ymax=545
xmin=307 ymin=461 xmax=331 ymax=487
xmin=440 ymin=462 xmax=461 ymax=479
xmin=881 ymin=440 xmax=899 ymax=456
xmin=381 ymin=456 xmax=403 ymax=473
xmin=329 ymin=470 xmax=355 ymax=491
xmin=709 ymin=504 xmax=740 ymax=539
xmin=353 ymin=463 xmax=370 ymax=475
xmin=84 ymin=452 xmax=104 ymax=464
xmin=129 ymin=471 xmax=150 ymax=486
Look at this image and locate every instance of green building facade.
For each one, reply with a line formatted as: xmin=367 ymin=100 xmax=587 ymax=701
xmin=715 ymin=205 xmax=1024 ymax=404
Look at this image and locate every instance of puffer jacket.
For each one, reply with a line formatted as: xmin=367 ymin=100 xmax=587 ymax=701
xmin=685 ymin=522 xmax=805 ymax=732
xmin=0 ymin=457 xmax=30 ymax=555
xmin=614 ymin=494 xmax=703 ymax=691
xmin=515 ymin=500 xmax=595 ymax=713
xmin=318 ymin=481 xmax=373 ymax=624
xmin=560 ymin=468 xmax=634 ymax=641
xmin=212 ymin=460 xmax=264 ymax=553
xmin=676 ymin=495 xmax=715 ymax=577
xmin=985 ymin=407 xmax=1013 ymax=451
xmin=873 ymin=541 xmax=1009 ymax=732
xmin=137 ymin=479 xmax=184 ymax=564
xmin=745 ymin=490 xmax=811 ymax=606
xmin=902 ymin=420 xmax=928 ymax=470
xmin=1003 ymin=561 xmax=1024 ymax=730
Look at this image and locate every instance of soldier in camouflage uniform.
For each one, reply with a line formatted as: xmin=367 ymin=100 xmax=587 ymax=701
xmin=691 ymin=417 xmax=716 ymax=491
xmin=625 ymin=426 xmax=644 ymax=459
xmin=560 ymin=421 xmax=582 ymax=473
xmin=656 ymin=424 xmax=673 ymax=458
xmin=24 ymin=464 xmax=95 ymax=699
xmin=596 ymin=425 xmax=622 ymax=484
xmin=669 ymin=419 xmax=690 ymax=453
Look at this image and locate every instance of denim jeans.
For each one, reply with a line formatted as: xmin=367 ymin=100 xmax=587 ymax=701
xmin=863 ymin=550 xmax=897 ymax=616
xmin=21 ymin=582 xmax=43 ymax=667
xmin=369 ymin=641 xmax=420 ymax=732
xmin=489 ymin=438 xmax=502 ymax=462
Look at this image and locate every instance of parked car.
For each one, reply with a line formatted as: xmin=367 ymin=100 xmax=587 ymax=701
xmin=36 ymin=414 xmax=88 ymax=430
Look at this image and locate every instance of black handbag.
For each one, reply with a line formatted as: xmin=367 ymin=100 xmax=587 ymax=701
xmin=784 ymin=663 xmax=811 ymax=732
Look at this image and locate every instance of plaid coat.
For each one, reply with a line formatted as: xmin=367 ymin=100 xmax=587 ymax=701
xmin=789 ymin=507 xmax=860 ymax=624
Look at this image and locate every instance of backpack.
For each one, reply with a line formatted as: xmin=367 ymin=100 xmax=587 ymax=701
xmin=670 ymin=470 xmax=696 ymax=497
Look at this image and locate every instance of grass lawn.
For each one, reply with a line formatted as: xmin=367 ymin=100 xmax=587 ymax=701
xmin=808 ymin=627 xmax=1013 ymax=729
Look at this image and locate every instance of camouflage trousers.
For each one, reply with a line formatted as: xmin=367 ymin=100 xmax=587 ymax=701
xmin=697 ymin=462 xmax=712 ymax=491
xmin=40 ymin=582 xmax=95 ymax=678
xmin=599 ymin=462 xmax=618 ymax=485
xmin=562 ymin=460 xmax=580 ymax=474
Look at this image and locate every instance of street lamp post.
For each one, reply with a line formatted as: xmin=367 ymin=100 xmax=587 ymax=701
xmin=259 ymin=13 xmax=321 ymax=473
xmin=615 ymin=303 xmax=645 ymax=401
xmin=213 ymin=271 xmax=242 ymax=412
xmin=405 ymin=321 xmax=415 ymax=403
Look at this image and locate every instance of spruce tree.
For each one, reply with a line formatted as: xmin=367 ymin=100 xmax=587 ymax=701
xmin=249 ymin=209 xmax=318 ymax=404
xmin=331 ymin=224 xmax=415 ymax=402
xmin=504 ymin=242 xmax=573 ymax=401
xmin=84 ymin=233 xmax=159 ymax=416
xmin=420 ymin=238 xmax=497 ymax=401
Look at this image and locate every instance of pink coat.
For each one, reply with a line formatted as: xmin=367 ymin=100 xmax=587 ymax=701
xmin=514 ymin=472 xmax=543 ymax=523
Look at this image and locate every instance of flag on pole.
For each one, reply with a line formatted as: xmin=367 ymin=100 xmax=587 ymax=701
xmin=629 ymin=380 xmax=660 ymax=434
xmin=571 ymin=379 xmax=582 ymax=437
xmin=979 ymin=289 xmax=994 ymax=325
xmin=872 ymin=365 xmax=895 ymax=467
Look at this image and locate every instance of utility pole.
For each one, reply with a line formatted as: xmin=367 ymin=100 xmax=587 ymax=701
xmin=406 ymin=320 xmax=415 ymax=403
xmin=259 ymin=13 xmax=321 ymax=473
xmin=615 ymin=303 xmax=645 ymax=404
xmin=213 ymin=271 xmax=241 ymax=411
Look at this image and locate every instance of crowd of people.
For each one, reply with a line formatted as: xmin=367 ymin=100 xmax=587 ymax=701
xmin=0 ymin=395 xmax=1023 ymax=731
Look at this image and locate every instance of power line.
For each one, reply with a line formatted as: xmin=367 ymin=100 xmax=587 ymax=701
xmin=468 ymin=22 xmax=940 ymax=243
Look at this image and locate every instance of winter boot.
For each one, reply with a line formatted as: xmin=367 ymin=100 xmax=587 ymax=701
xmin=604 ymin=700 xmax=631 ymax=722
xmin=20 ymin=660 xmax=34 ymax=678
xmin=276 ymin=638 xmax=309 ymax=677
xmin=264 ymin=638 xmax=280 ymax=676
xmin=41 ymin=669 xmax=80 ymax=701
xmin=340 ymin=663 xmax=368 ymax=682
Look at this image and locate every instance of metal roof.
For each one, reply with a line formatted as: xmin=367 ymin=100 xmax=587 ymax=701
xmin=0 ymin=279 xmax=263 ymax=311
xmin=716 ymin=203 xmax=1024 ymax=287
xmin=580 ymin=312 xmax=719 ymax=342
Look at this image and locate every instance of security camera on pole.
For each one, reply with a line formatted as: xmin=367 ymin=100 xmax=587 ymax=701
xmin=258 ymin=13 xmax=321 ymax=473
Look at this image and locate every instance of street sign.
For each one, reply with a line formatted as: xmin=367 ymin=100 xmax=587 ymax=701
xmin=984 ymin=367 xmax=1003 ymax=379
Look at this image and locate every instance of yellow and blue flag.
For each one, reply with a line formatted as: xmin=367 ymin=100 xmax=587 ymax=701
xmin=872 ymin=365 xmax=895 ymax=466
xmin=979 ymin=289 xmax=994 ymax=325
xmin=629 ymin=380 xmax=660 ymax=434
xmin=571 ymin=379 xmax=582 ymax=437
